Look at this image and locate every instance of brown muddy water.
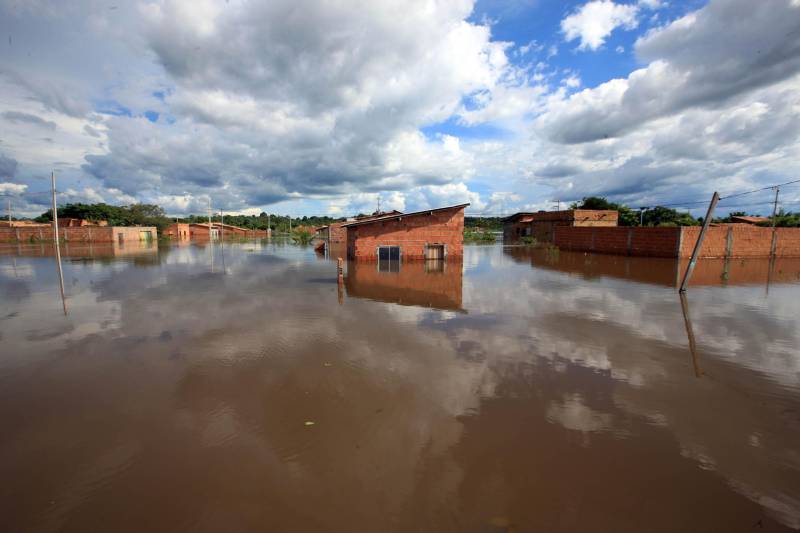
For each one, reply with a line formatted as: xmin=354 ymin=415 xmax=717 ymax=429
xmin=1 ymin=240 xmax=799 ymax=532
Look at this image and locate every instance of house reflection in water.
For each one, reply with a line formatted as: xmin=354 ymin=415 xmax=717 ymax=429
xmin=344 ymin=259 xmax=464 ymax=311
xmin=504 ymin=246 xmax=800 ymax=288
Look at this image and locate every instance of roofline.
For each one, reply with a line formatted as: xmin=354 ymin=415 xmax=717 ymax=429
xmin=502 ymin=212 xmax=537 ymax=222
xmin=341 ymin=203 xmax=470 ymax=227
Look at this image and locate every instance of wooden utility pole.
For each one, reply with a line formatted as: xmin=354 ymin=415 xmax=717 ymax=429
xmin=267 ymin=212 xmax=271 ymax=238
xmin=288 ymin=215 xmax=292 ymax=234
xmin=679 ymin=191 xmax=719 ymax=292
xmin=51 ymin=171 xmax=67 ymax=315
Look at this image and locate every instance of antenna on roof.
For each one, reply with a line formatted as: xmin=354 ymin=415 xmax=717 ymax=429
xmin=377 ymin=195 xmax=381 ymax=215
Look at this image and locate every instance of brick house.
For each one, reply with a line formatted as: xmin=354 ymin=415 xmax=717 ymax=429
xmin=342 ymin=204 xmax=468 ymax=261
xmin=165 ymin=222 xmax=269 ymax=240
xmin=503 ymin=209 xmax=618 ymax=243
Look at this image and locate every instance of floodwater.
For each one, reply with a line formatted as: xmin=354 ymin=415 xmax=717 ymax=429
xmin=1 ymin=240 xmax=799 ymax=532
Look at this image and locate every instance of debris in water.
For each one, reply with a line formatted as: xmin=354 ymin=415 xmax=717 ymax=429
xmin=304 ymin=421 xmax=315 ymax=426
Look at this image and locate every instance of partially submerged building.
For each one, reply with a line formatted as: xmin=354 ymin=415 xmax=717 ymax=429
xmin=0 ymin=224 xmax=156 ymax=243
xmin=164 ymin=222 xmax=269 ymax=240
xmin=503 ymin=209 xmax=618 ymax=243
xmin=342 ymin=204 xmax=468 ymax=261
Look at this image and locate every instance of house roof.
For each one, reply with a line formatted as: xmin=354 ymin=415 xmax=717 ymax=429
xmin=502 ymin=212 xmax=537 ymax=222
xmin=730 ymin=215 xmax=769 ymax=224
xmin=341 ymin=203 xmax=470 ymax=228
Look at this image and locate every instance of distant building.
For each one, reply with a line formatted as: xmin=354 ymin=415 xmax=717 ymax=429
xmin=164 ymin=222 xmax=269 ymax=240
xmin=503 ymin=209 xmax=618 ymax=242
xmin=0 ymin=225 xmax=156 ymax=243
xmin=342 ymin=203 xmax=468 ymax=261
xmin=730 ymin=215 xmax=769 ymax=225
xmin=0 ymin=220 xmax=50 ymax=228
xmin=59 ymin=218 xmax=108 ymax=227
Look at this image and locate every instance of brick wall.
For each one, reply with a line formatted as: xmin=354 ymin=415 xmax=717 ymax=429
xmin=555 ymin=226 xmax=681 ymax=258
xmin=680 ymin=225 xmax=800 ymax=258
xmin=329 ymin=222 xmax=347 ymax=243
xmin=505 ymin=210 xmax=618 ymax=243
xmin=0 ymin=226 xmax=158 ymax=243
xmin=346 ymin=207 xmax=465 ymax=260
xmin=553 ymin=225 xmax=800 ymax=258
xmin=344 ymin=259 xmax=463 ymax=310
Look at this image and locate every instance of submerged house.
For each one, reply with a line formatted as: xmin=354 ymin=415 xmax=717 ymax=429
xmin=164 ymin=222 xmax=269 ymax=240
xmin=342 ymin=203 xmax=468 ymax=261
xmin=503 ymin=209 xmax=618 ymax=243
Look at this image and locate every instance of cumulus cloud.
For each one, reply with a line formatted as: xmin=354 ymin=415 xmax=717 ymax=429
xmin=0 ymin=182 xmax=26 ymax=194
xmin=65 ymin=0 xmax=515 ymax=212
xmin=544 ymin=0 xmax=800 ymax=144
xmin=561 ymin=0 xmax=639 ymax=51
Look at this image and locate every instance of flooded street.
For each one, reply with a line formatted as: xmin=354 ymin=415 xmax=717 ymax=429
xmin=1 ymin=241 xmax=799 ymax=532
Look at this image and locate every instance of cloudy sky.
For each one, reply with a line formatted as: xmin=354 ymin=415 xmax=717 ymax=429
xmin=1 ymin=0 xmax=799 ymax=217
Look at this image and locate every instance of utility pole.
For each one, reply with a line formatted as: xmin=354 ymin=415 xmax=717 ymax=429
xmin=679 ymin=191 xmax=720 ymax=292
xmin=639 ymin=207 xmax=645 ymax=226
xmin=377 ymin=195 xmax=381 ymax=214
xmin=7 ymin=198 xmax=10 ymax=222
xmin=267 ymin=212 xmax=271 ymax=238
xmin=51 ymin=171 xmax=67 ymax=315
xmin=207 ymin=197 xmax=213 ymax=240
xmin=770 ymin=186 xmax=780 ymax=258
xmin=288 ymin=215 xmax=292 ymax=234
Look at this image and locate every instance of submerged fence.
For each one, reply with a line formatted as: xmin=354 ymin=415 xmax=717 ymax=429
xmin=553 ymin=225 xmax=800 ymax=258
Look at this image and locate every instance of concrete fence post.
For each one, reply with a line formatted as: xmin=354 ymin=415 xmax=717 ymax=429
xmin=725 ymin=226 xmax=734 ymax=259
xmin=626 ymin=227 xmax=633 ymax=255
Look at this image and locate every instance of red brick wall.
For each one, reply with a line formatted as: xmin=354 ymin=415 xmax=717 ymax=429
xmin=329 ymin=222 xmax=347 ymax=244
xmin=347 ymin=207 xmax=465 ymax=260
xmin=0 ymin=226 xmax=159 ymax=243
xmin=680 ymin=226 xmax=800 ymax=258
xmin=554 ymin=226 xmax=681 ymax=258
xmin=554 ymin=225 xmax=800 ymax=258
xmin=505 ymin=210 xmax=618 ymax=243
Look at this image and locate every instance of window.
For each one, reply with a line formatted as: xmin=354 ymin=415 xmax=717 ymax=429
xmin=425 ymin=244 xmax=445 ymax=260
xmin=378 ymin=246 xmax=400 ymax=273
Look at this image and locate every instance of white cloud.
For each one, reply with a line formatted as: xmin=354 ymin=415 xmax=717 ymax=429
xmin=561 ymin=0 xmax=639 ymax=51
xmin=0 ymin=182 xmax=27 ymax=194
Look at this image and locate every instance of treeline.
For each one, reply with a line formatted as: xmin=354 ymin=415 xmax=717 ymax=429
xmin=178 ymin=213 xmax=341 ymax=233
xmin=36 ymin=203 xmax=173 ymax=230
xmin=465 ymin=217 xmax=503 ymax=231
xmin=571 ymin=197 xmax=700 ymax=226
xmin=572 ymin=197 xmax=799 ymax=227
xmin=33 ymin=202 xmax=343 ymax=232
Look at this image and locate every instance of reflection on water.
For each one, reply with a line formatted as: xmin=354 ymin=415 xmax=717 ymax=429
xmin=345 ymin=259 xmax=463 ymax=311
xmin=505 ymin=246 xmax=800 ymax=287
xmin=1 ymin=242 xmax=799 ymax=532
